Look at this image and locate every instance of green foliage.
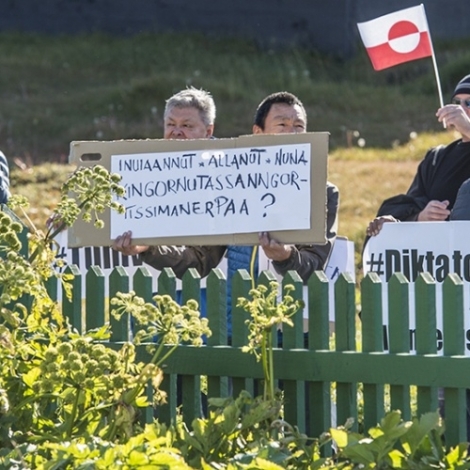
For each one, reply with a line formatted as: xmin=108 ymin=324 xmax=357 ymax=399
xmin=0 ymin=285 xmax=211 ymax=453
xmin=328 ymin=410 xmax=470 ymax=469
xmin=0 ymin=165 xmax=470 ymax=468
xmin=0 ymin=165 xmax=211 ymax=464
xmin=176 ymin=391 xmax=286 ymax=468
xmin=237 ymin=282 xmax=303 ymax=402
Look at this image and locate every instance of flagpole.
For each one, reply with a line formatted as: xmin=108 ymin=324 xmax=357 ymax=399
xmin=420 ymin=3 xmax=446 ymax=127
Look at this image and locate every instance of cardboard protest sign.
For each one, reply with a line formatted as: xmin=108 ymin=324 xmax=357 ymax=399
xmin=68 ymin=132 xmax=329 ymax=247
xmin=363 ymin=221 xmax=470 ymax=355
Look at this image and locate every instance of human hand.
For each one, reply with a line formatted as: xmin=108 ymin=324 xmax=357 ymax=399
xmin=436 ymin=104 xmax=470 ymax=139
xmin=258 ymin=231 xmax=292 ymax=261
xmin=366 ymin=215 xmax=398 ymax=236
xmin=112 ymin=231 xmax=149 ymax=256
xmin=417 ymin=200 xmax=450 ymax=221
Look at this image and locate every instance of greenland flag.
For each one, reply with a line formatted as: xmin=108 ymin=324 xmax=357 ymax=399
xmin=357 ymin=5 xmax=432 ymax=71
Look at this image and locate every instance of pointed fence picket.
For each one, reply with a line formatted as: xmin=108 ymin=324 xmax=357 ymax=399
xmin=49 ymin=266 xmax=470 ymax=447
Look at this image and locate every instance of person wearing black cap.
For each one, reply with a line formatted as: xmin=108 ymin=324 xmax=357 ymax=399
xmin=364 ymin=74 xmax=470 ymax=440
xmin=366 ymin=73 xmax=470 ymax=236
xmin=446 ymin=74 xmax=470 ymax=220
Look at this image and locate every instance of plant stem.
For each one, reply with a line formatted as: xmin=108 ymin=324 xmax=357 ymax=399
xmin=66 ymin=387 xmax=81 ymax=439
xmin=106 ymin=341 xmax=179 ymax=442
xmin=28 ymin=193 xmax=94 ymax=264
xmin=261 ymin=332 xmax=270 ymax=401
xmin=267 ymin=331 xmax=274 ymax=403
xmin=121 ymin=341 xmax=178 ymax=407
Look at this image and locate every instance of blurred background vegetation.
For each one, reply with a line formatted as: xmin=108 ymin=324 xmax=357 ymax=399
xmin=5 ymin=32 xmax=468 ymax=277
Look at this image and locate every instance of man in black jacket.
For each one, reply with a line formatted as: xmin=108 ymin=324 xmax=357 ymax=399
xmin=365 ymin=74 xmax=470 ymax=441
xmin=367 ymin=74 xmax=470 ymax=236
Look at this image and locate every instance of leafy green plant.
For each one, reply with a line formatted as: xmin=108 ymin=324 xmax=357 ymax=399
xmin=0 ymin=282 xmax=210 ymax=453
xmin=0 ymin=165 xmax=211 ymax=463
xmin=1 ymin=165 xmax=470 ymax=469
xmin=329 ymin=410 xmax=470 ymax=470
xmin=3 ymin=164 xmax=125 ymax=299
xmin=237 ymin=281 xmax=303 ymax=402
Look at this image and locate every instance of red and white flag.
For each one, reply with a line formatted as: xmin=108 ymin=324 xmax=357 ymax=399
xmin=357 ymin=5 xmax=433 ymax=71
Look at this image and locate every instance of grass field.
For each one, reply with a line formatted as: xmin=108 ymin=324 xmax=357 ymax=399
xmin=4 ymin=32 xmax=468 ymax=278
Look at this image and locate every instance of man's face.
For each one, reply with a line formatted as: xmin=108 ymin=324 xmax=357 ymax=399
xmin=253 ymin=103 xmax=307 ymax=135
xmin=453 ymin=94 xmax=470 ymax=118
xmin=164 ymin=106 xmax=214 ymax=139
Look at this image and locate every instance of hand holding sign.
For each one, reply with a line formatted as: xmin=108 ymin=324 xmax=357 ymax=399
xmin=112 ymin=231 xmax=149 ymax=256
xmin=258 ymin=231 xmax=292 ymax=261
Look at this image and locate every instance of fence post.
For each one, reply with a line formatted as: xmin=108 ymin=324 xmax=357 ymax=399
xmin=335 ymin=272 xmax=357 ymax=431
xmin=281 ymin=270 xmax=305 ymax=433
xmin=415 ymin=272 xmax=439 ymax=417
xmin=257 ymin=269 xmax=279 ymax=344
xmin=231 ymin=269 xmax=252 ymax=398
xmin=62 ymin=265 xmax=82 ymax=333
xmin=131 ymin=266 xmax=155 ymax=426
xmin=388 ymin=273 xmax=410 ymax=420
xmin=180 ymin=268 xmax=202 ymax=426
xmin=85 ymin=266 xmax=105 ymax=331
xmin=361 ymin=272 xmax=384 ymax=432
xmin=206 ymin=268 xmax=229 ymax=398
xmin=442 ymin=273 xmax=466 ymax=446
xmin=157 ymin=268 xmax=177 ymax=426
xmin=307 ymin=271 xmax=331 ymax=446
xmin=157 ymin=268 xmax=177 ymax=298
xmin=45 ymin=274 xmax=58 ymax=302
xmin=255 ymin=270 xmax=280 ymax=399
xmin=109 ymin=267 xmax=130 ymax=342
xmin=133 ymin=266 xmax=154 ymax=302
xmin=133 ymin=266 xmax=155 ymax=339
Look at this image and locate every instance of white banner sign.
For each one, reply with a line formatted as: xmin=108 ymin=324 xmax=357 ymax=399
xmin=110 ymin=144 xmax=311 ymax=238
xmin=363 ymin=221 xmax=470 ymax=354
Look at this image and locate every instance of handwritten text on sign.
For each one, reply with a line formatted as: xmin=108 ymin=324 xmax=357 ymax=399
xmin=110 ymin=144 xmax=311 ymax=238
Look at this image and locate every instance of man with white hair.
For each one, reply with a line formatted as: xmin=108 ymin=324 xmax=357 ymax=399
xmin=112 ymin=87 xmax=226 ymax=273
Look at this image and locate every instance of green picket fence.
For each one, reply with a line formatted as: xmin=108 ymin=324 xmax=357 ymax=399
xmin=49 ymin=265 xmax=470 ymax=446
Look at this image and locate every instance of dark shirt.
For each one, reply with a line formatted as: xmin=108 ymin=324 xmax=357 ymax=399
xmin=377 ymin=140 xmax=470 ymax=221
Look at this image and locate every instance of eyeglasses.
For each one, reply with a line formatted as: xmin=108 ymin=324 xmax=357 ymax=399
xmin=452 ymin=97 xmax=470 ymax=108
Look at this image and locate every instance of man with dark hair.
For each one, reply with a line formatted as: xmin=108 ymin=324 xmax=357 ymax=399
xmin=113 ymin=87 xmax=226 ymax=274
xmin=253 ymin=91 xmax=306 ymax=131
xmin=250 ymin=91 xmax=338 ymax=281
